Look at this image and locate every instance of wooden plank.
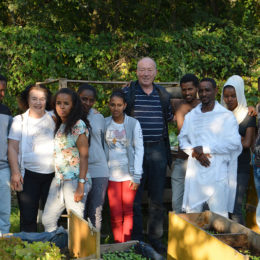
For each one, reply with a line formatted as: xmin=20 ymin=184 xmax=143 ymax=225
xmin=246 ymin=169 xmax=260 ymax=233
xmin=66 ymin=79 xmax=179 ymax=86
xmin=213 ymin=233 xmax=248 ymax=249
xmin=68 ymin=209 xmax=100 ymax=259
xmin=59 ymin=78 xmax=68 ymax=89
xmin=37 ymin=78 xmax=179 ymax=87
xmin=167 ymin=212 xmax=249 ymax=260
xmin=182 ymin=211 xmax=260 ymax=253
xmin=36 ymin=79 xmax=59 ymax=85
xmin=77 ymin=241 xmax=139 ymax=260
xmin=100 ymin=240 xmax=139 ymax=254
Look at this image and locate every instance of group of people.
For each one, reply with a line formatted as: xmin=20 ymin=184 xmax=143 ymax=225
xmin=0 ymin=56 xmax=260 ymax=255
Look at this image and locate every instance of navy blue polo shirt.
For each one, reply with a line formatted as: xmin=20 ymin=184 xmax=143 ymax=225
xmin=124 ymin=83 xmax=173 ymax=143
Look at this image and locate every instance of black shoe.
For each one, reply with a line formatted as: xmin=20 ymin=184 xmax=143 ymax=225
xmin=150 ymin=240 xmax=167 ymax=255
xmin=134 ymin=241 xmax=165 ymax=260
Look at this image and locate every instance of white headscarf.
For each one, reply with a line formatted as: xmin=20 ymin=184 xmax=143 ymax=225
xmin=221 ymin=75 xmax=248 ymax=124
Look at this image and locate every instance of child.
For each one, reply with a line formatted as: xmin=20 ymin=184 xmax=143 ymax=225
xmin=42 ymin=88 xmax=91 ymax=232
xmin=105 ymin=89 xmax=144 ymax=243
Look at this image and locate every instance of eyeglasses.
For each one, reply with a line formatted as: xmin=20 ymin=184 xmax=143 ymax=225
xmin=30 ymin=97 xmax=46 ymax=103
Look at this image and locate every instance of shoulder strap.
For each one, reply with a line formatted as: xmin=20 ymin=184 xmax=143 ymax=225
xmin=125 ymin=81 xmax=137 ymax=117
xmin=154 ymin=84 xmax=173 ymax=167
xmin=154 ymin=84 xmax=169 ymax=120
xmin=19 ymin=113 xmax=25 ymax=177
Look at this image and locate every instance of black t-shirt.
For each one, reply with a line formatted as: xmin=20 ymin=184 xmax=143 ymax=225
xmin=0 ymin=103 xmax=11 ymax=116
xmin=238 ymin=114 xmax=256 ymax=164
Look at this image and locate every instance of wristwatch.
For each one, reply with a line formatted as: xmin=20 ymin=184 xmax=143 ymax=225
xmin=78 ymin=178 xmax=86 ymax=184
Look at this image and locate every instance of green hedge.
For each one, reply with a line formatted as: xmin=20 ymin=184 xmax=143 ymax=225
xmin=0 ymin=23 xmax=258 ymax=115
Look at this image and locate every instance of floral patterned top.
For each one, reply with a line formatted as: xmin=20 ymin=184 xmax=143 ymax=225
xmin=54 ymin=120 xmax=89 ymax=182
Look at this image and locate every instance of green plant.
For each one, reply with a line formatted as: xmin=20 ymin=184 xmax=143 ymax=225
xmin=10 ymin=205 xmax=20 ymax=233
xmin=239 ymin=249 xmax=260 ymax=260
xmin=0 ymin=237 xmax=64 ymax=259
xmin=102 ymin=247 xmax=147 ymax=260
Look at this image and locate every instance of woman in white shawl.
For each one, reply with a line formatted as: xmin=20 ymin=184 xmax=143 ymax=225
xmin=8 ymin=84 xmax=55 ymax=232
xmin=221 ymin=75 xmax=256 ymax=225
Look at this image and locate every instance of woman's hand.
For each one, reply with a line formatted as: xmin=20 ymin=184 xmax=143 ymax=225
xmin=75 ymin=133 xmax=88 ymax=202
xmin=129 ymin=181 xmax=139 ymax=191
xmin=8 ymin=139 xmax=23 ymax=191
xmin=74 ymin=182 xmax=85 ymax=202
xmin=11 ymin=172 xmax=23 ymax=191
xmin=248 ymin=106 xmax=257 ymax=117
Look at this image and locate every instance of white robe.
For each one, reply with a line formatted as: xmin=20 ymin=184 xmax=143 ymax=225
xmin=178 ymin=101 xmax=242 ymax=213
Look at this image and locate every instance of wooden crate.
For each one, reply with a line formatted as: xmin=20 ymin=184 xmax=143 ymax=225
xmin=246 ymin=169 xmax=260 ymax=233
xmin=167 ymin=211 xmax=260 ymax=260
xmin=68 ymin=210 xmax=139 ymax=259
xmin=68 ymin=210 xmax=100 ymax=259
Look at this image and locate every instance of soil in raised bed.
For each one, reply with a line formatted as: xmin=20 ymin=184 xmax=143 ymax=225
xmin=205 ymin=229 xmax=260 ymax=259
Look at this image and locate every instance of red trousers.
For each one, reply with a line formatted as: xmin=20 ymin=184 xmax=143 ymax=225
xmin=107 ymin=180 xmax=137 ymax=243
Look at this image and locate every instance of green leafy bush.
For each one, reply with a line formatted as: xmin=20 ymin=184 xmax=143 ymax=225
xmin=0 ymin=237 xmax=64 ymax=259
xmin=0 ymin=22 xmax=258 ymax=116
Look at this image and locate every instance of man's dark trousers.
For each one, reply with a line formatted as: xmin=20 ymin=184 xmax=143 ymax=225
xmin=132 ymin=140 xmax=167 ymax=243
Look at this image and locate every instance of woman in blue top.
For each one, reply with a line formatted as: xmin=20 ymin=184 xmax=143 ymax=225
xmin=78 ymin=84 xmax=109 ymax=231
xmin=42 ymin=88 xmax=91 ymax=232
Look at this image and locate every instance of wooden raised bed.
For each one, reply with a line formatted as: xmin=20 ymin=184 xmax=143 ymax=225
xmin=246 ymin=169 xmax=260 ymax=234
xmin=68 ymin=210 xmax=139 ymax=259
xmin=167 ymin=211 xmax=260 ymax=260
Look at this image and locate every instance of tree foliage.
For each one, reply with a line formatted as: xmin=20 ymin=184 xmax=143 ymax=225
xmin=0 ymin=21 xmax=258 ymax=115
xmin=0 ymin=0 xmax=258 ymax=33
xmin=0 ymin=0 xmax=258 ymax=114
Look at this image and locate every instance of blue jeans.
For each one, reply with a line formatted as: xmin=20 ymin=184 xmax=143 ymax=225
xmin=230 ymin=163 xmax=250 ymax=225
xmin=253 ymin=161 xmax=260 ymax=199
xmin=0 ymin=167 xmax=11 ymax=234
xmin=253 ymin=157 xmax=260 ymax=228
xmin=171 ymin=158 xmax=187 ymax=213
xmin=84 ymin=177 xmax=108 ymax=230
xmin=132 ymin=141 xmax=167 ymax=244
xmin=13 ymin=226 xmax=68 ymax=249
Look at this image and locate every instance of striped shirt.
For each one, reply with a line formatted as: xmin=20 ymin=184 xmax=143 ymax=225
xmin=124 ymin=83 xmax=173 ymax=142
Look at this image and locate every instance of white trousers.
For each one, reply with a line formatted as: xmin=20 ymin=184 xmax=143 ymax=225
xmin=187 ymin=179 xmax=229 ymax=218
xmin=42 ymin=178 xmax=91 ymax=232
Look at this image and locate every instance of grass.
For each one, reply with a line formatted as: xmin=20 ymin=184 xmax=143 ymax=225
xmin=10 ymin=206 xmax=20 ymax=233
xmin=10 ymin=192 xmax=20 ymax=233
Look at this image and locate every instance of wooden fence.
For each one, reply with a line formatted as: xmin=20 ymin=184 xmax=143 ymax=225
xmin=36 ymin=78 xmax=182 ymax=98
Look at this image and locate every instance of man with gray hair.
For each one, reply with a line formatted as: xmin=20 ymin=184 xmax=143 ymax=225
xmin=124 ymin=57 xmax=173 ymax=254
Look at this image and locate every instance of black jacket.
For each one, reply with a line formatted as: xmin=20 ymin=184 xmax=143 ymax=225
xmin=124 ymin=80 xmax=172 ymax=167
